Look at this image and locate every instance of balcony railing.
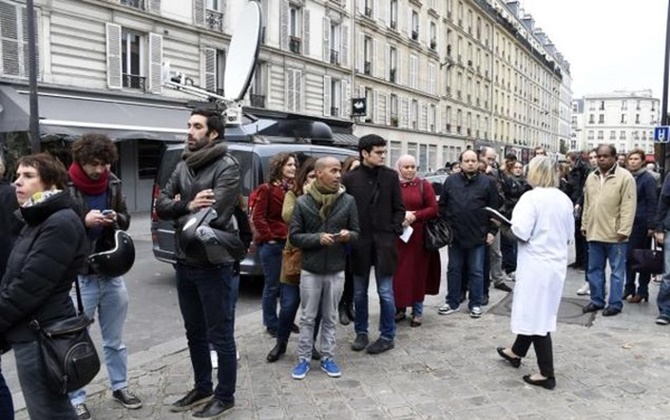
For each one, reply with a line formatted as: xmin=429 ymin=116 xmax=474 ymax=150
xmin=330 ymin=49 xmax=339 ymax=65
xmin=206 ymin=9 xmax=224 ymax=32
xmin=289 ymin=36 xmax=302 ymax=54
xmin=364 ymin=61 xmax=371 ymax=75
xmin=430 ymin=39 xmax=437 ymax=50
xmin=331 ymin=106 xmax=340 ymax=116
xmin=250 ymin=94 xmax=266 ymax=108
xmin=123 ymin=74 xmax=146 ymax=91
xmin=120 ymin=0 xmax=144 ymax=10
xmin=446 ymin=123 xmax=451 ymax=132
xmin=390 ymin=113 xmax=399 ymax=127
xmin=390 ymin=20 xmax=397 ymax=29
xmin=411 ymin=30 xmax=419 ymax=41
xmin=447 ymin=45 xmax=452 ymax=56
xmin=389 ymin=68 xmax=396 ymax=83
xmin=365 ymin=7 xmax=372 ymax=17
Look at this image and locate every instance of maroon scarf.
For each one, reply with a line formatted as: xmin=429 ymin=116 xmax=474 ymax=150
xmin=68 ymin=163 xmax=108 ymax=195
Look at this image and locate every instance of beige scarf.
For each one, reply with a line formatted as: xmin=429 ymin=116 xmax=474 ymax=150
xmin=306 ymin=180 xmax=344 ymax=221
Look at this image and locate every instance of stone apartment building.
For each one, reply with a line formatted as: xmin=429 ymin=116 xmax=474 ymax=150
xmin=571 ymin=90 xmax=660 ymax=156
xmin=0 ymin=0 xmax=571 ymax=211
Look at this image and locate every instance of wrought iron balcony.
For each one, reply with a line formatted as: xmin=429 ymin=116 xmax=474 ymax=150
xmin=364 ymin=61 xmax=371 ymax=75
xmin=389 ymin=68 xmax=396 ymax=83
xmin=390 ymin=114 xmax=399 ymax=127
xmin=411 ymin=30 xmax=419 ymax=41
xmin=289 ymin=36 xmax=302 ymax=54
xmin=250 ymin=94 xmax=265 ymax=108
xmin=206 ymin=9 xmax=224 ymax=32
xmin=331 ymin=106 xmax=339 ymax=116
xmin=430 ymin=39 xmax=437 ymax=50
xmin=365 ymin=7 xmax=372 ymax=17
xmin=120 ymin=0 xmax=145 ymax=10
xmin=330 ymin=49 xmax=339 ymax=65
xmin=123 ymin=74 xmax=146 ymax=91
xmin=446 ymin=123 xmax=451 ymax=132
xmin=390 ymin=20 xmax=397 ymax=30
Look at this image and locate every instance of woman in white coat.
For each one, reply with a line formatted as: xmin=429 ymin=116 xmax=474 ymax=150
xmin=495 ymin=156 xmax=574 ymax=390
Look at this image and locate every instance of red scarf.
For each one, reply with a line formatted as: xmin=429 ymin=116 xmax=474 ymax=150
xmin=68 ymin=163 xmax=108 ymax=196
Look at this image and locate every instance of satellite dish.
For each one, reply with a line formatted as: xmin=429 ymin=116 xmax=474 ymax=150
xmin=223 ymin=1 xmax=263 ymax=102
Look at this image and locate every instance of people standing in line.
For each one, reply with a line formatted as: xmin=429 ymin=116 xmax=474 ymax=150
xmin=654 ymin=171 xmax=670 ymax=325
xmin=581 ymin=144 xmax=636 ymax=317
xmin=338 ymin=156 xmax=360 ymax=326
xmin=155 ymin=109 xmax=241 ymax=418
xmin=496 ymin=156 xmax=574 ymax=390
xmin=266 ymin=158 xmax=322 ymax=363
xmin=623 ymin=149 xmax=658 ymax=304
xmin=289 ymin=157 xmax=359 ymax=379
xmin=0 ymin=153 xmax=88 ymax=419
xmin=565 ymin=152 xmax=589 ymax=272
xmin=252 ymin=153 xmax=297 ymax=337
xmin=450 ymin=162 xmax=461 ymax=174
xmin=499 ymin=160 xmax=531 ymax=276
xmin=576 ymin=148 xmax=600 ymax=296
xmin=66 ymin=134 xmax=142 ymax=419
xmin=342 ymin=134 xmax=405 ymax=354
xmin=393 ymin=155 xmax=441 ymax=327
xmin=438 ymin=150 xmax=498 ymax=318
xmin=0 ymin=155 xmax=18 ymax=420
xmin=617 ymin=153 xmax=627 ymax=168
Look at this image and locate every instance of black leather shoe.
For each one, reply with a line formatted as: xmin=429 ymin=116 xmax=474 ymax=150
xmin=170 ymin=389 xmax=213 ymax=412
xmin=266 ymin=342 xmax=287 ymax=363
xmin=351 ymin=333 xmax=369 ymax=352
xmin=523 ymin=374 xmax=556 ymax=390
xmin=582 ymin=303 xmax=604 ymax=314
xmin=494 ymin=282 xmax=513 ymax=292
xmin=481 ymin=295 xmax=489 ymax=306
xmin=311 ymin=345 xmax=321 ymax=360
xmin=602 ymin=307 xmax=621 ymax=317
xmin=266 ymin=327 xmax=277 ymax=338
xmin=339 ymin=309 xmax=350 ymax=326
xmin=345 ymin=304 xmax=355 ymax=322
xmin=366 ymin=337 xmax=395 ymax=354
xmin=291 ymin=323 xmax=300 ymax=334
xmin=496 ymin=346 xmax=521 ymax=368
xmin=192 ymin=399 xmax=234 ymax=418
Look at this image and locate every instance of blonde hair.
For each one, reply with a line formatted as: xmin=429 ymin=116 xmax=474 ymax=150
xmin=526 ymin=156 xmax=559 ymax=188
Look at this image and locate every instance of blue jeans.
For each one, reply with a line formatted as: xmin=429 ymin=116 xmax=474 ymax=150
xmin=658 ymin=234 xmax=670 ymax=318
xmin=15 ymin=341 xmax=77 ymax=419
xmin=354 ymin=267 xmax=396 ymax=341
xmin=277 ymin=283 xmax=320 ymax=344
xmin=587 ymin=241 xmax=627 ymax=311
xmin=412 ymin=301 xmax=423 ymax=317
xmin=176 ymin=263 xmax=237 ymax=404
xmin=447 ymin=245 xmax=485 ymax=309
xmin=0 ymin=362 xmax=13 ymax=420
xmin=259 ymin=241 xmax=285 ymax=331
xmin=69 ymin=275 xmax=129 ymax=405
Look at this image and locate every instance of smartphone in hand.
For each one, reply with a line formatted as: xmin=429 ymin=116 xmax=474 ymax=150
xmin=101 ymin=210 xmax=114 ymax=217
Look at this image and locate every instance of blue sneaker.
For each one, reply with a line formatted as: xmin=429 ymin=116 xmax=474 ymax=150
xmin=320 ymin=358 xmax=341 ymax=378
xmin=291 ymin=359 xmax=310 ymax=380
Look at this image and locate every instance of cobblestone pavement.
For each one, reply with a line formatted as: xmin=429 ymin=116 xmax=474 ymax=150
xmin=14 ymin=269 xmax=670 ymax=419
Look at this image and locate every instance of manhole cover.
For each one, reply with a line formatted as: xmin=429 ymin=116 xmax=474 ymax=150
xmin=489 ymin=293 xmax=595 ymax=327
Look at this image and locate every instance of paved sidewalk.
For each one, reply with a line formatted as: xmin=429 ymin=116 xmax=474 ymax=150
xmin=14 ymin=270 xmax=670 ymax=419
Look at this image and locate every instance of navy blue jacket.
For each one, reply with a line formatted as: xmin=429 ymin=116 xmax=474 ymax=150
xmin=631 ymin=170 xmax=658 ymax=232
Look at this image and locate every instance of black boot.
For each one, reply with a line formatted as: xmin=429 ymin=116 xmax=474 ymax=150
xmin=339 ymin=304 xmax=350 ymax=326
xmin=266 ymin=342 xmax=287 ymax=363
xmin=345 ymin=302 xmax=355 ymax=323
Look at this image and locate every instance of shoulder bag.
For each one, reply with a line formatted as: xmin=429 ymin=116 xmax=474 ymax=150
xmin=419 ymin=180 xmax=453 ymax=250
xmin=29 ymin=278 xmax=101 ymax=395
xmin=630 ymin=238 xmax=664 ymax=275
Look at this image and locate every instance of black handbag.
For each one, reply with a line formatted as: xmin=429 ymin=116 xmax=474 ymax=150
xmin=630 ymin=240 xmax=664 ymax=275
xmin=29 ymin=278 xmax=101 ymax=395
xmin=418 ymin=180 xmax=453 ymax=250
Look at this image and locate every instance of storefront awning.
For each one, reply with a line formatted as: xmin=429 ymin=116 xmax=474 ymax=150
xmin=331 ymin=133 xmax=359 ymax=147
xmin=0 ymin=85 xmax=191 ymax=142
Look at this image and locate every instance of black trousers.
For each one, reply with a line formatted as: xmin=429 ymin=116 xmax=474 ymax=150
xmin=339 ymin=257 xmax=354 ymax=307
xmin=511 ymin=333 xmax=554 ymax=378
xmin=574 ymin=218 xmax=587 ymax=267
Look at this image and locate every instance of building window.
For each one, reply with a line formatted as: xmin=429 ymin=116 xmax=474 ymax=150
xmin=289 ymin=6 xmax=302 ymax=54
xmin=588 ymin=114 xmax=594 ymax=124
xmin=411 ymin=11 xmax=419 ymax=41
xmin=409 ymin=55 xmax=418 ymax=89
xmin=389 ymin=46 xmax=397 ymax=82
xmin=598 ymin=114 xmax=604 ymax=124
xmin=363 ymin=36 xmax=372 ymax=75
xmin=390 ymin=141 xmax=402 ymax=166
xmin=621 ymin=114 xmax=627 ymax=124
xmin=249 ymin=62 xmax=266 ymax=108
xmin=411 ymin=100 xmax=419 ymax=129
xmin=430 ymin=22 xmax=437 ymax=50
xmin=363 ymin=0 xmax=373 ymax=17
xmin=587 ymin=130 xmax=594 ymax=140
xmin=121 ymin=30 xmax=145 ymax=90
xmin=137 ymin=140 xmax=162 ymax=180
xmin=429 ymin=104 xmax=436 ymax=132
xmin=329 ymin=22 xmax=341 ymax=64
xmin=621 ymin=100 xmax=627 ymax=110
xmin=389 ymin=0 xmax=398 ymax=29
xmin=390 ymin=94 xmax=399 ymax=126
xmin=204 ymin=0 xmax=224 ymax=31
xmin=635 ymin=114 xmax=640 ymax=124
xmin=407 ymin=142 xmax=418 ymax=159
xmin=609 ymin=130 xmax=616 ymax=140
xmin=620 ymin=130 xmax=626 ymax=139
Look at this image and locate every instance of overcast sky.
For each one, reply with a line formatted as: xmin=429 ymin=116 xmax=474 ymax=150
xmin=518 ymin=0 xmax=666 ymax=99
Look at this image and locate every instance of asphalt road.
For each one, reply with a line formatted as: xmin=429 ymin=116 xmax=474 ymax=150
xmin=1 ymin=237 xmax=265 ymax=398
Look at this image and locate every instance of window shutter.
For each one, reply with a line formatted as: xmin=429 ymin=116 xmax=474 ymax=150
xmin=341 ymin=25 xmax=349 ymax=67
xmin=372 ymin=38 xmax=378 ymax=78
xmin=204 ymin=47 xmax=217 ymax=91
xmin=386 ymin=93 xmax=391 ymax=125
xmin=323 ymin=75 xmax=332 ymax=116
xmin=193 ymin=0 xmax=205 ymax=26
xmin=385 ymin=44 xmax=389 ymax=81
xmin=401 ymin=98 xmax=409 ymax=128
xmin=303 ymin=9 xmax=310 ymax=56
xmin=105 ymin=23 xmax=122 ymax=89
xmin=296 ymin=70 xmax=304 ymax=111
xmin=280 ymin=0 xmax=289 ymax=50
xmin=357 ymin=33 xmax=364 ymax=72
xmin=286 ymin=70 xmax=295 ymax=111
xmin=358 ymin=0 xmax=364 ymax=15
xmin=374 ymin=91 xmax=380 ymax=124
xmin=429 ymin=63 xmax=436 ymax=95
xmin=398 ymin=51 xmax=403 ymax=85
xmin=422 ymin=102 xmax=428 ymax=131
xmin=148 ymin=33 xmax=163 ymax=93
xmin=323 ymin=17 xmax=330 ymax=62
xmin=147 ymin=0 xmax=161 ymax=13
xmin=341 ymin=79 xmax=349 ymax=118
xmin=0 ymin=2 xmax=20 ymax=76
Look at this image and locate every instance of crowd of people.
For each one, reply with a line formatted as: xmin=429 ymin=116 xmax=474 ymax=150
xmin=1 ymin=109 xmax=669 ymax=419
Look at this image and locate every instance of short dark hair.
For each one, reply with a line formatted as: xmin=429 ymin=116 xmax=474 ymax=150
xmin=72 ymin=133 xmax=118 ymax=165
xmin=17 ymin=153 xmax=68 ymax=189
xmin=191 ymin=108 xmax=225 ymax=140
xmin=358 ymin=134 xmax=386 ymax=159
xmin=267 ymin=152 xmax=296 ymax=183
xmin=597 ymin=144 xmax=617 ymax=157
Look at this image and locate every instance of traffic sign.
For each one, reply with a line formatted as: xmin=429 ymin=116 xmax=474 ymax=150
xmin=654 ymin=126 xmax=670 ymax=143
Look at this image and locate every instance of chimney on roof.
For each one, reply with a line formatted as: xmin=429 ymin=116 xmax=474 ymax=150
xmin=521 ymin=14 xmax=535 ymax=31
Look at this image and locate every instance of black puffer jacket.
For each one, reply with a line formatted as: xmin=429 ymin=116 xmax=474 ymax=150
xmin=289 ymin=188 xmax=359 ymax=274
xmin=155 ymin=144 xmax=241 ymax=266
xmin=0 ymin=181 xmax=20 ymax=279
xmin=0 ymin=192 xmax=87 ymax=343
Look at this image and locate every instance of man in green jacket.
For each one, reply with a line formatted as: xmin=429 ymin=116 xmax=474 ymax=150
xmin=288 ymin=157 xmax=359 ymax=380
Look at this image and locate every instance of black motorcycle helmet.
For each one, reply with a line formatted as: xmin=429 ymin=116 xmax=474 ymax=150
xmin=88 ymin=230 xmax=136 ymax=277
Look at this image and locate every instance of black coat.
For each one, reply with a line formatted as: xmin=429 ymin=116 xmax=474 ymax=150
xmin=342 ymin=165 xmax=405 ymax=277
xmin=438 ymin=172 xmax=499 ymax=249
xmin=0 ymin=192 xmax=87 ymax=343
xmin=0 ymin=181 xmax=20 ymax=279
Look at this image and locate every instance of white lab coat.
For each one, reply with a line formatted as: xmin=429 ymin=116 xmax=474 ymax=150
xmin=510 ymin=187 xmax=574 ymax=336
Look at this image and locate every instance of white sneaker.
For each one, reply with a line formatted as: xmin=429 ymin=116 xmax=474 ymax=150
xmin=210 ymin=350 xmax=218 ymax=369
xmin=469 ymin=306 xmax=482 ymax=318
xmin=576 ymin=283 xmax=590 ymax=296
xmin=438 ymin=303 xmax=458 ymax=315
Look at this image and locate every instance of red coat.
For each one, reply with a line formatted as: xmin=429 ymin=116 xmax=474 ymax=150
xmin=394 ymin=179 xmax=442 ymax=307
xmin=251 ymin=183 xmax=288 ymax=243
